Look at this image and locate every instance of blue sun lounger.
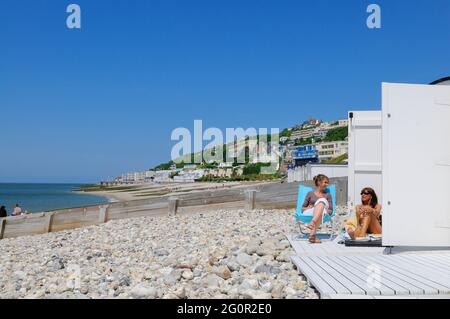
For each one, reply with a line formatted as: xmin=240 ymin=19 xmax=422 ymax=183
xmin=294 ymin=184 xmax=337 ymax=240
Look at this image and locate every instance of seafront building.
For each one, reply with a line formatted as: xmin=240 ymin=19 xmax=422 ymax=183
xmin=153 ymin=170 xmax=174 ymax=183
xmin=120 ymin=170 xmax=155 ymax=183
xmin=173 ymin=169 xmax=204 ymax=183
xmin=289 ymin=140 xmax=348 ymax=167
xmin=316 ymin=141 xmax=348 ymax=162
xmin=291 ymin=144 xmax=319 ymax=167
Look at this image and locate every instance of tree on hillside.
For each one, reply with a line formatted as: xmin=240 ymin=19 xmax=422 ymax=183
xmin=153 ymin=161 xmax=173 ymax=171
xmin=280 ymin=128 xmax=292 ymax=138
xmin=242 ymin=162 xmax=272 ymax=175
xmin=176 ymin=161 xmax=186 ymax=169
xmin=295 ymin=137 xmax=321 ymax=145
xmin=323 ymin=126 xmax=348 ymax=142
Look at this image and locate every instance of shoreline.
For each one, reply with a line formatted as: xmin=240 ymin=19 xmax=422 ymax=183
xmin=2 ymin=181 xmax=279 ymax=215
xmin=75 ymin=190 xmax=124 ymax=203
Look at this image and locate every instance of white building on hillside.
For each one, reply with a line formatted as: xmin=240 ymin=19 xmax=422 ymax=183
xmin=173 ymin=169 xmax=205 ymax=183
xmin=153 ymin=170 xmax=174 ymax=183
xmin=290 ymin=127 xmax=317 ymax=140
xmin=316 ymin=141 xmax=348 ymax=162
xmin=338 ymin=119 xmax=349 ymax=127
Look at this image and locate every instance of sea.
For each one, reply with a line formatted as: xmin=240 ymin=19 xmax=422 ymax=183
xmin=0 ymin=183 xmax=110 ymax=215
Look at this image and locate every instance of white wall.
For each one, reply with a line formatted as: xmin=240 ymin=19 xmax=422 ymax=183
xmin=288 ymin=164 xmax=347 ymax=183
xmin=382 ymin=83 xmax=450 ymax=247
xmin=347 ymin=111 xmax=382 ymax=212
xmin=310 ymin=164 xmax=348 ymax=181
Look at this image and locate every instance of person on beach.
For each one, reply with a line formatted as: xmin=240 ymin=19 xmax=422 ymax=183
xmin=0 ymin=206 xmax=7 ymax=218
xmin=302 ymin=174 xmax=333 ymax=244
xmin=12 ymin=204 xmax=22 ymax=216
xmin=345 ymin=187 xmax=382 ymax=240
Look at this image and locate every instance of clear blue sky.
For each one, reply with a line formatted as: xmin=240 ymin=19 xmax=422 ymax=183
xmin=1 ymin=0 xmax=449 ymax=183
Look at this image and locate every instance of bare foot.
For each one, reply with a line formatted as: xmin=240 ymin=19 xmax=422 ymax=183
xmin=347 ymin=229 xmax=356 ymax=240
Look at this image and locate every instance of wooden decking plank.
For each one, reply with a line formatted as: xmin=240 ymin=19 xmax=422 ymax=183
xmin=392 ymin=255 xmax=450 ymax=286
xmin=347 ymin=255 xmax=425 ymax=295
xmin=291 ymin=256 xmax=336 ymax=297
xmin=309 ymin=241 xmax=328 ymax=255
xmin=318 ymin=242 xmax=341 ymax=255
xmin=348 ymin=255 xmax=412 ymax=295
xmin=430 ymin=254 xmax=450 ymax=263
xmin=291 ymin=235 xmax=315 ymax=255
xmin=339 ymin=245 xmax=384 ymax=256
xmin=366 ymin=255 xmax=450 ymax=292
xmin=404 ymin=254 xmax=450 ymax=272
xmin=288 ymin=235 xmax=307 ymax=256
xmin=327 ymin=294 xmax=375 ymax=299
xmin=389 ymin=256 xmax=450 ymax=287
xmin=309 ymin=257 xmax=365 ymax=295
xmin=392 ymin=254 xmax=448 ymax=275
xmin=302 ymin=257 xmax=353 ymax=294
xmin=298 ymin=240 xmax=315 ymax=255
xmin=335 ymin=256 xmax=396 ymax=295
xmin=363 ymin=255 xmax=439 ymax=295
xmin=322 ymin=242 xmax=344 ymax=254
xmin=365 ymin=255 xmax=449 ymax=293
xmin=317 ymin=256 xmax=369 ymax=295
xmin=330 ymin=256 xmax=383 ymax=295
xmin=437 ymin=254 xmax=450 ymax=260
xmin=401 ymin=254 xmax=450 ymax=270
xmin=321 ymin=256 xmax=382 ymax=295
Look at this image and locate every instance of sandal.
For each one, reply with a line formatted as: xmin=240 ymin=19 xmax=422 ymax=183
xmin=308 ymin=235 xmax=322 ymax=244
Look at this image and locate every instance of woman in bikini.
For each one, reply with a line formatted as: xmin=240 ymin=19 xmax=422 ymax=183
xmin=345 ymin=187 xmax=382 ymax=240
xmin=302 ymin=174 xmax=333 ymax=244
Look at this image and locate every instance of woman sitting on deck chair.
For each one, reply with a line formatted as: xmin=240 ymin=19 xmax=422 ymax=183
xmin=345 ymin=187 xmax=382 ymax=240
xmin=302 ymin=174 xmax=333 ymax=244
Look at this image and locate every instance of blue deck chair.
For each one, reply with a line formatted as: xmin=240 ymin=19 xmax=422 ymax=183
xmin=294 ymin=184 xmax=336 ymax=240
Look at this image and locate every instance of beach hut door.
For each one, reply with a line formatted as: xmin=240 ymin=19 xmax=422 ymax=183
xmin=382 ymin=83 xmax=450 ymax=247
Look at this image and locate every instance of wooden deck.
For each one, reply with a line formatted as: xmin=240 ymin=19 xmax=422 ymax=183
xmin=288 ymin=234 xmax=386 ymax=256
xmin=288 ymin=234 xmax=450 ymax=299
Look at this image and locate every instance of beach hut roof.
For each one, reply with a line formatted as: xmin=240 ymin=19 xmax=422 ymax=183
xmin=430 ymin=76 xmax=450 ymax=85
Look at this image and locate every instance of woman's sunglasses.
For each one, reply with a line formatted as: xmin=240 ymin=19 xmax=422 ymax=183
xmin=361 ymin=191 xmax=371 ymax=196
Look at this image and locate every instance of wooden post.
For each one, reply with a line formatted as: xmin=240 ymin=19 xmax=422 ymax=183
xmin=98 ymin=205 xmax=109 ymax=223
xmin=0 ymin=218 xmax=6 ymax=240
xmin=168 ymin=198 xmax=179 ymax=216
xmin=44 ymin=212 xmax=55 ymax=233
xmin=245 ymin=190 xmax=257 ymax=211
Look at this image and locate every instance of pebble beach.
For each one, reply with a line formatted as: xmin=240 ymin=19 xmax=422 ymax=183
xmin=0 ymin=208 xmax=334 ymax=299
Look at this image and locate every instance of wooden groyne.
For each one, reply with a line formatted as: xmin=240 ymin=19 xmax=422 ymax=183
xmin=0 ymin=178 xmax=348 ymax=240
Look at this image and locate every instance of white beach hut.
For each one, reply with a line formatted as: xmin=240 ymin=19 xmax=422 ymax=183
xmin=348 ymin=80 xmax=450 ymax=247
